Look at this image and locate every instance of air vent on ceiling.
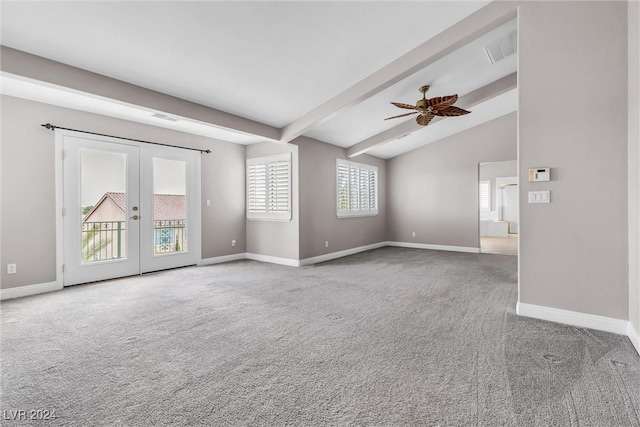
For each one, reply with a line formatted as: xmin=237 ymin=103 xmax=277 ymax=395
xmin=151 ymin=113 xmax=178 ymax=122
xmin=484 ymin=30 xmax=517 ymax=64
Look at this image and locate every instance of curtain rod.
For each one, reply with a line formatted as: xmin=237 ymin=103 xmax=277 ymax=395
xmin=41 ymin=123 xmax=211 ymax=154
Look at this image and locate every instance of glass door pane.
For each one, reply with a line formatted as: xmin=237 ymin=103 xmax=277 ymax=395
xmin=80 ymin=149 xmax=127 ymax=264
xmin=153 ymin=158 xmax=187 ymax=255
xmin=62 ymin=133 xmax=140 ymax=287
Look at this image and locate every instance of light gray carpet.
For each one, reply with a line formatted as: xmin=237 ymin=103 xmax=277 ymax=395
xmin=1 ymin=247 xmax=639 ymax=426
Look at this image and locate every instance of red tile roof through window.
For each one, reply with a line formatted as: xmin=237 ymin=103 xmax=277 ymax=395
xmin=91 ymin=192 xmax=186 ymax=220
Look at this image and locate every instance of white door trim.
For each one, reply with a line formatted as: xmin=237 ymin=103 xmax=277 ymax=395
xmin=55 ymin=130 xmax=64 ymax=289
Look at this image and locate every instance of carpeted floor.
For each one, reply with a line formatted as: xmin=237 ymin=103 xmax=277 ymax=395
xmin=1 ymin=247 xmax=639 ymax=426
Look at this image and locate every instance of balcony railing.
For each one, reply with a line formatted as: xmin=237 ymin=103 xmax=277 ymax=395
xmin=82 ymin=219 xmax=186 ymax=262
xmin=82 ymin=221 xmax=125 ymax=262
xmin=154 ymin=219 xmax=186 ymax=254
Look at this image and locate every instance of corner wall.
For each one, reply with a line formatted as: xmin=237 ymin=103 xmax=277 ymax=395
xmin=518 ymin=1 xmax=628 ymax=320
xmin=387 ymin=112 xmax=516 ymax=248
xmin=628 ymin=0 xmax=640 ymax=352
xmin=293 ymin=136 xmax=386 ymax=260
xmin=245 ymin=142 xmax=299 ymax=261
xmin=0 ymin=95 xmax=246 ymax=289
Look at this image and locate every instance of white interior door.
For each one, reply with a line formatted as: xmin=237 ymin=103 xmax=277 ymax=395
xmin=59 ymin=130 xmax=200 ymax=286
xmin=61 ymin=132 xmax=141 ymax=286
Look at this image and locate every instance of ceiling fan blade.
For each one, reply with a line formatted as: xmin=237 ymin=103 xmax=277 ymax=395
xmin=391 ymin=102 xmax=418 ymax=110
xmin=384 ymin=111 xmax=419 ymax=121
xmin=416 ymin=113 xmax=435 ymax=126
xmin=435 ymin=106 xmax=471 ymax=117
xmin=429 ymin=94 xmax=458 ymax=110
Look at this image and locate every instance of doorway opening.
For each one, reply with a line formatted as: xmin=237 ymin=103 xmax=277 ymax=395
xmin=478 ymin=160 xmax=518 ymax=256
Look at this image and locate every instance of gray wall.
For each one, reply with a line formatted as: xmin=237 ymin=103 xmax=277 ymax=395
xmin=387 ymin=112 xmax=517 ymax=248
xmin=293 ymin=136 xmax=386 ymax=260
xmin=518 ymin=1 xmax=628 ymax=320
xmin=245 ymin=142 xmax=299 ymax=260
xmin=629 ymin=0 xmax=640 ymax=337
xmin=479 ymin=160 xmax=517 ymax=212
xmin=0 ymin=95 xmax=246 ymax=289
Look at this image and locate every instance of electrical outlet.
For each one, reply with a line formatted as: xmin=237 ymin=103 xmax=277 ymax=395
xmin=325 ymin=241 xmax=329 ymax=248
xmin=7 ymin=264 xmax=16 ymax=274
xmin=412 ymin=232 xmax=416 ymax=238
xmin=231 ymin=240 xmax=236 ymax=247
xmin=206 ymin=200 xmax=211 ymax=207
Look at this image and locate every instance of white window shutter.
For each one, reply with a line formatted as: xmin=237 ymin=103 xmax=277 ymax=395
xmin=336 ymin=159 xmax=378 ymax=217
xmin=349 ymin=166 xmax=359 ymax=211
xmin=337 ymin=162 xmax=350 ymax=212
xmin=247 ymin=153 xmax=291 ymax=221
xmin=369 ymin=169 xmax=378 ymax=210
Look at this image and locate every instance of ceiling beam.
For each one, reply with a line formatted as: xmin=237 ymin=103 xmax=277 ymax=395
xmin=0 ymin=46 xmax=281 ymax=142
xmin=346 ymin=72 xmax=517 ymax=158
xmin=279 ymin=1 xmax=520 ymax=144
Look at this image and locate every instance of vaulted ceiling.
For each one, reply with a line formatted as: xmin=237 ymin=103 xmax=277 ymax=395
xmin=0 ymin=1 xmax=517 ymax=159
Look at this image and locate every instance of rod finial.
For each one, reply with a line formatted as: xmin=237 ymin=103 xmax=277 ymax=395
xmin=41 ymin=123 xmax=56 ymax=131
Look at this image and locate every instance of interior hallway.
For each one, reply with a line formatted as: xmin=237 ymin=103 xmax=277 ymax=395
xmin=481 ymin=234 xmax=518 ymax=256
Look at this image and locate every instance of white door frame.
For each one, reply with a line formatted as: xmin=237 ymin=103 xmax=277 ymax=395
xmin=55 ymin=129 xmax=201 ymax=288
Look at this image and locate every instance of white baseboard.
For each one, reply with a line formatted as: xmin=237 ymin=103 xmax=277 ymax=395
xmin=628 ymin=323 xmax=640 ymax=356
xmin=1 ymin=281 xmax=62 ymax=301
xmin=299 ymin=242 xmax=387 ymax=266
xmin=246 ymin=253 xmax=300 ymax=267
xmin=198 ymin=253 xmax=247 ymax=266
xmin=202 ymin=242 xmax=480 ymax=268
xmin=386 ymin=241 xmax=480 ymax=254
xmin=516 ymin=302 xmax=629 ymax=336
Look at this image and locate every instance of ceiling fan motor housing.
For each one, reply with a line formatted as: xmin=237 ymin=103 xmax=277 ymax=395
xmin=416 ymin=85 xmax=431 ymax=112
xmin=416 ymin=99 xmax=429 ymax=112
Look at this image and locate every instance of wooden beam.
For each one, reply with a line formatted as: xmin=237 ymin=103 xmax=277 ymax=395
xmin=280 ymin=1 xmax=520 ymax=144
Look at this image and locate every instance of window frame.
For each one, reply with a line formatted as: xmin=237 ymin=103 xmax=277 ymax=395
xmin=336 ymin=158 xmax=379 ymax=218
xmin=246 ymin=153 xmax=292 ymax=221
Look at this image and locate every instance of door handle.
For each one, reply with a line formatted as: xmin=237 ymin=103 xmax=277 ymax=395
xmin=130 ymin=215 xmax=139 ymax=220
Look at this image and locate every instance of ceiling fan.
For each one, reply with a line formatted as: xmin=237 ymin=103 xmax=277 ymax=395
xmin=385 ymin=85 xmax=471 ymax=126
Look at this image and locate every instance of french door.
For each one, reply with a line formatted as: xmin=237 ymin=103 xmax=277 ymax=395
xmin=57 ymin=130 xmax=200 ymax=286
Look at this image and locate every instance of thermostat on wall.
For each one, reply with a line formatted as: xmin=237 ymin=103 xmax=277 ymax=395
xmin=528 ymin=167 xmax=550 ymax=182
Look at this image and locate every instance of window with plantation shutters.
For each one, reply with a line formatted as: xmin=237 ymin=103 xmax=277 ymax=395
xmin=247 ymin=153 xmax=291 ymax=221
xmin=336 ymin=159 xmax=378 ymax=217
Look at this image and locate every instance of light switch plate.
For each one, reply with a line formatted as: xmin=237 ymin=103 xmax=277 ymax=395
xmin=528 ymin=191 xmax=550 ymax=203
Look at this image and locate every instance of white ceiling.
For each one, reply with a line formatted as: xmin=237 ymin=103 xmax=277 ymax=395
xmin=0 ymin=1 xmax=517 ymax=159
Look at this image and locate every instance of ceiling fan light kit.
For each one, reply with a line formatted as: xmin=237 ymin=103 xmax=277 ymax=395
xmin=385 ymin=84 xmax=471 ymax=126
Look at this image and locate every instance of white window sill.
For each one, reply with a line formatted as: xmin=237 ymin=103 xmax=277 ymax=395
xmin=247 ymin=216 xmax=292 ymax=222
xmin=337 ymin=211 xmax=379 ymax=218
